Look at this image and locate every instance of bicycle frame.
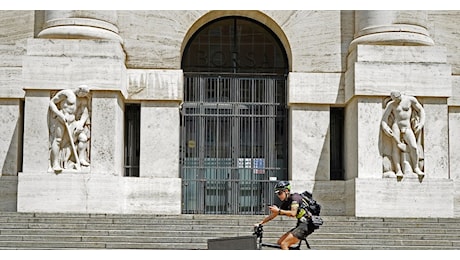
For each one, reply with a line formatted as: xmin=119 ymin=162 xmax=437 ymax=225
xmin=253 ymin=224 xmax=310 ymax=250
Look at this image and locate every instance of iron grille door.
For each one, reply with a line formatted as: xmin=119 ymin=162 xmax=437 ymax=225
xmin=180 ymin=73 xmax=288 ymax=214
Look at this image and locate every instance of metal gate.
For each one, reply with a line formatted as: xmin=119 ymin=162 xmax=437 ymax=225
xmin=180 ymin=73 xmax=288 ymax=214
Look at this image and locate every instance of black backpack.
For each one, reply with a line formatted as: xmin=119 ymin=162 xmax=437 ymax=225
xmin=300 ymin=190 xmax=321 ymax=216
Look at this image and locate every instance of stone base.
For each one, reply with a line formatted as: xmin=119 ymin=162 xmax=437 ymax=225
xmin=291 ymin=180 xmax=347 ymax=216
xmin=17 ymin=172 xmax=181 ymax=214
xmin=354 ymin=178 xmax=454 ymax=218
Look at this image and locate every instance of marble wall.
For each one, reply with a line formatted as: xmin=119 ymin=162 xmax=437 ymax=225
xmin=0 ymin=10 xmax=460 ymax=216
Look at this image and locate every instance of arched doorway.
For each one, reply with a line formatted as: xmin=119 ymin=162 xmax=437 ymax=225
xmin=181 ymin=16 xmax=289 ymax=214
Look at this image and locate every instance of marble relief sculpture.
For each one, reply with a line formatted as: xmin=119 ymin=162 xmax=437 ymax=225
xmin=48 ymin=85 xmax=91 ymax=173
xmin=380 ymin=91 xmax=425 ymax=179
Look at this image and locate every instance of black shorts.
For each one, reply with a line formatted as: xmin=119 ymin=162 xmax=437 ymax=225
xmin=289 ymin=221 xmax=314 ymax=240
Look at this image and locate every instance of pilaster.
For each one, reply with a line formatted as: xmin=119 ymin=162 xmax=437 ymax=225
xmin=90 ymin=90 xmax=125 ymax=176
xmin=344 ymin=96 xmax=382 ymax=180
xmin=139 ymin=101 xmax=180 ymax=178
xmin=127 ymin=69 xmax=183 ymax=177
xmin=22 ymin=89 xmax=51 ymax=173
xmin=0 ymin=99 xmax=22 ymax=176
xmin=289 ymin=104 xmax=330 ymax=181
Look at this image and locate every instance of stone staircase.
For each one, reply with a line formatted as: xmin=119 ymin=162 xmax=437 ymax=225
xmin=0 ymin=212 xmax=459 ymax=250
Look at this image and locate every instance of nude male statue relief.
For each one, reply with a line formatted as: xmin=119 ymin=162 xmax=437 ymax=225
xmin=48 ymin=85 xmax=91 ymax=173
xmin=380 ymin=91 xmax=425 ymax=179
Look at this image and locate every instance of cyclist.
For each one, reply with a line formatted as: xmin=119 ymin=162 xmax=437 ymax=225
xmin=254 ymin=181 xmax=314 ymax=250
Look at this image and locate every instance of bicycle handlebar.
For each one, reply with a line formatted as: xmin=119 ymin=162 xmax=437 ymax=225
xmin=253 ymin=224 xmax=263 ymax=237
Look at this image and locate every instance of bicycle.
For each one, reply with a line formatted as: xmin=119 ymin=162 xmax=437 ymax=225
xmin=252 ymin=224 xmax=311 ymax=250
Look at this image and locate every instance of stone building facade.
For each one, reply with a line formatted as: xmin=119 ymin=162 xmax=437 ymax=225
xmin=0 ymin=10 xmax=459 ymax=217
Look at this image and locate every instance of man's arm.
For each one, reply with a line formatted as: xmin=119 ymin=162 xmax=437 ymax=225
xmin=411 ymin=97 xmax=425 ymax=131
xmin=381 ymin=102 xmax=394 ymax=136
xmin=258 ymin=211 xmax=277 ymax=225
xmin=49 ymin=91 xmax=67 ymax=122
xmin=77 ymin=98 xmax=90 ymax=126
xmin=279 ymin=204 xmax=298 ymax=218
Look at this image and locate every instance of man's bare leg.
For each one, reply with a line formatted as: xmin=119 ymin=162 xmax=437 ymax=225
xmin=50 ymin=138 xmax=63 ymax=172
xmin=279 ymin=233 xmax=300 ymax=250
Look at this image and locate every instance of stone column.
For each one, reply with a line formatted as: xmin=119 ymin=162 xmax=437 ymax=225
xmin=37 ymin=10 xmax=122 ymax=43
xmin=139 ymin=102 xmax=180 ymax=179
xmin=350 ymin=10 xmax=433 ymax=50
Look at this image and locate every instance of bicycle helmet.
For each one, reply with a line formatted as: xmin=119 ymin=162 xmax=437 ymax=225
xmin=274 ymin=181 xmax=291 ymax=193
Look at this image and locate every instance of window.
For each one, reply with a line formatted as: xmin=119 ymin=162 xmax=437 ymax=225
xmin=330 ymin=107 xmax=344 ymax=180
xmin=124 ymin=104 xmax=140 ymax=177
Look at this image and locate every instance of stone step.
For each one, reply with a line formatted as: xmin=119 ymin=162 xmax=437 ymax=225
xmin=3 ymin=228 xmax=459 ymax=241
xmin=2 ymin=218 xmax=459 ymax=230
xmin=0 ymin=214 xmax=452 ymax=223
xmin=1 ymin=212 xmax=459 ymax=250
xmin=2 ymin=231 xmax=458 ymax=242
xmin=1 ymin=213 xmax=459 ymax=224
